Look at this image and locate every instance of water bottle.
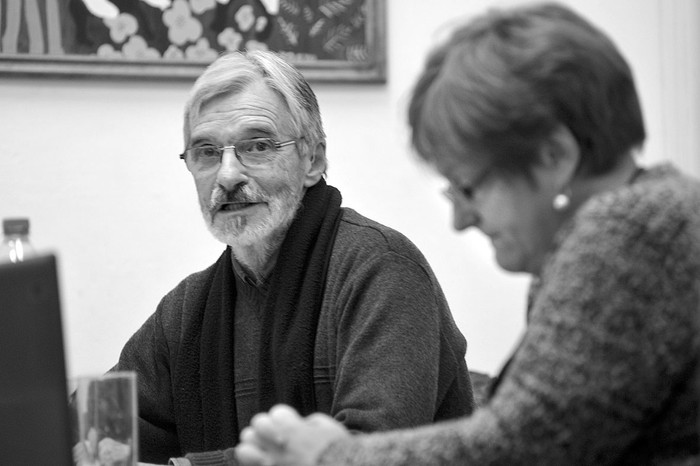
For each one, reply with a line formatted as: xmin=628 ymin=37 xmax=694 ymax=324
xmin=1 ymin=217 xmax=36 ymax=263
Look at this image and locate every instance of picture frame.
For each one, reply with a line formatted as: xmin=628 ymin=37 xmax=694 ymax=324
xmin=0 ymin=0 xmax=386 ymax=83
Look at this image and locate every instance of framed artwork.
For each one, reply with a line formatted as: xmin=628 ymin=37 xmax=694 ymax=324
xmin=0 ymin=0 xmax=386 ymax=82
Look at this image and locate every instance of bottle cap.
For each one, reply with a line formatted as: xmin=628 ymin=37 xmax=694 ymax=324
xmin=3 ymin=218 xmax=30 ymax=236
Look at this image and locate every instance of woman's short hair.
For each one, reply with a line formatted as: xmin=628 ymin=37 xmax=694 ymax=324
xmin=409 ymin=2 xmax=646 ymax=178
xmin=183 ymin=50 xmax=327 ymax=172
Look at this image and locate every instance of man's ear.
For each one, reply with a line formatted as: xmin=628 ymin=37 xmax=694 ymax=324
xmin=538 ymin=124 xmax=580 ymax=187
xmin=303 ymin=141 xmax=326 ymax=187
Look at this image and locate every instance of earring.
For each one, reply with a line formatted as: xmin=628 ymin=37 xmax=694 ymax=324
xmin=552 ymin=189 xmax=571 ymax=211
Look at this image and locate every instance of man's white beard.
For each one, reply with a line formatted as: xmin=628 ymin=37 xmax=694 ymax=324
xmin=202 ymin=182 xmax=305 ymax=274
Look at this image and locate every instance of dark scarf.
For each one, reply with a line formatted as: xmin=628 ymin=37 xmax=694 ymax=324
xmin=174 ymin=180 xmax=342 ymax=454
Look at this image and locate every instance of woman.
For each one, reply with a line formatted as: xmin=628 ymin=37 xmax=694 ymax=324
xmin=235 ymin=2 xmax=700 ymax=464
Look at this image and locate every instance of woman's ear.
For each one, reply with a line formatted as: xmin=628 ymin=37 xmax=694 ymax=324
xmin=538 ymin=124 xmax=580 ymax=187
xmin=303 ymin=141 xmax=327 ymax=187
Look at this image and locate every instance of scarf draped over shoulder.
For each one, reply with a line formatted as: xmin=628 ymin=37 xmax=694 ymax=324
xmin=174 ymin=179 xmax=343 ymax=453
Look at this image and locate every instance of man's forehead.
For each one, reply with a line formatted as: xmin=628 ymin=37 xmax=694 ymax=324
xmin=197 ymin=88 xmax=289 ymax=126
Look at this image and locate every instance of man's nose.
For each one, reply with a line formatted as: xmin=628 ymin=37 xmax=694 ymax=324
xmin=215 ymin=148 xmax=248 ymax=190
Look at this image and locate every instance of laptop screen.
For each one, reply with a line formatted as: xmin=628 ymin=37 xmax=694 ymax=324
xmin=0 ymin=254 xmax=72 ymax=465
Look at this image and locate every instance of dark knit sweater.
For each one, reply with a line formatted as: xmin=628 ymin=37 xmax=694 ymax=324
xmin=113 ymin=207 xmax=474 ymax=465
xmin=318 ymin=164 xmax=700 ymax=465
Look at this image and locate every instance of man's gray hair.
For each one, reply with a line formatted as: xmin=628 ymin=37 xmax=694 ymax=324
xmin=183 ymin=50 xmax=327 ymax=173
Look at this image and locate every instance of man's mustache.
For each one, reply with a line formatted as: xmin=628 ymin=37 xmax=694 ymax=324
xmin=209 ymin=185 xmax=260 ymax=210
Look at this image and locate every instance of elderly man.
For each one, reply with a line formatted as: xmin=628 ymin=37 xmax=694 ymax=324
xmin=112 ymin=50 xmax=474 ymax=466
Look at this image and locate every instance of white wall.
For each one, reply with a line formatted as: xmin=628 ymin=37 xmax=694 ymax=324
xmin=1 ymin=0 xmax=698 ymax=377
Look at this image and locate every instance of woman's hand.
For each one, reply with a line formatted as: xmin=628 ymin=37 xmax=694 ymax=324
xmin=236 ymin=404 xmax=350 ymax=466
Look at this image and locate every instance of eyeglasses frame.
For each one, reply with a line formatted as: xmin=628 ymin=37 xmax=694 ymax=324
xmin=179 ymin=138 xmax=299 ymax=169
xmin=443 ymin=166 xmax=494 ymax=203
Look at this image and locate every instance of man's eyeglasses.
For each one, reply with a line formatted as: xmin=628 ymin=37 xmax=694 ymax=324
xmin=179 ymin=138 xmax=298 ymax=170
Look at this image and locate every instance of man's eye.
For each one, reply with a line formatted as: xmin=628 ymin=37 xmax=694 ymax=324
xmin=196 ymin=146 xmax=220 ymax=158
xmin=242 ymin=139 xmax=274 ymax=153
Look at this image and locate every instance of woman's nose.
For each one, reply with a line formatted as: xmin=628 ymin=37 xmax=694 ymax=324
xmin=453 ymin=202 xmax=480 ymax=231
xmin=215 ymin=148 xmax=248 ymax=190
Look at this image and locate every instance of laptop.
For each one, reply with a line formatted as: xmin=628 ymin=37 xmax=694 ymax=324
xmin=0 ymin=254 xmax=73 ymax=465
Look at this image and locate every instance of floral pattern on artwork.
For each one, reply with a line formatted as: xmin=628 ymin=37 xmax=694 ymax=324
xmin=0 ymin=0 xmax=371 ymax=63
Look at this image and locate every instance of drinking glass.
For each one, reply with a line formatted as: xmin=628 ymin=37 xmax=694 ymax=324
xmin=71 ymin=371 xmax=138 ymax=466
